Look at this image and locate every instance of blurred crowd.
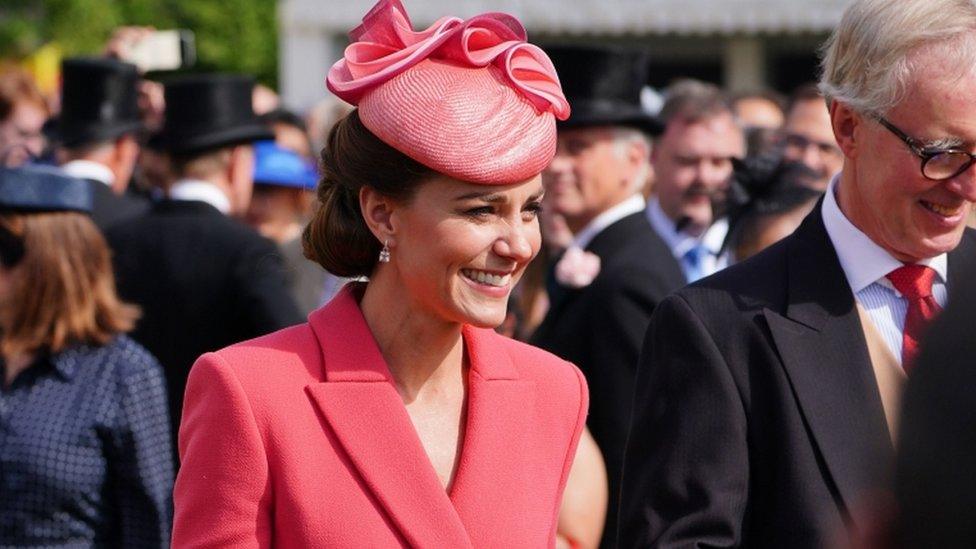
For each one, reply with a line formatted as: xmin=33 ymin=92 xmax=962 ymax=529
xmin=2 ymin=1 xmax=976 ymax=546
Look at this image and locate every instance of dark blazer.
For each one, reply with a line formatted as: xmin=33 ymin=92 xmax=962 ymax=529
xmin=107 ymin=199 xmax=303 ymax=437
xmin=87 ymin=179 xmax=150 ymax=232
xmin=619 ymin=203 xmax=976 ymax=548
xmin=896 ymin=263 xmax=976 ymax=548
xmin=532 ymin=210 xmax=686 ymax=546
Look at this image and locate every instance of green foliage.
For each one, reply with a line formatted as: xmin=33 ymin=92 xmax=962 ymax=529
xmin=0 ymin=0 xmax=278 ymax=87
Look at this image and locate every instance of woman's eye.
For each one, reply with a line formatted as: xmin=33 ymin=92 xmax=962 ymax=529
xmin=463 ymin=206 xmax=494 ymax=217
xmin=522 ymin=202 xmax=543 ymax=220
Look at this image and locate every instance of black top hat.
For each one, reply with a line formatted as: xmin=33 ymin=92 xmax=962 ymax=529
xmin=159 ymin=74 xmax=273 ymax=155
xmin=60 ymin=57 xmax=143 ymax=147
xmin=546 ymin=45 xmax=663 ymax=136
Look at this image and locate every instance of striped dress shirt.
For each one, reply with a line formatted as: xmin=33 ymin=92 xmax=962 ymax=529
xmin=821 ymin=176 xmax=948 ymax=366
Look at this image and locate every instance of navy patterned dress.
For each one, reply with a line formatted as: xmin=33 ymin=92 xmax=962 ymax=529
xmin=0 ymin=335 xmax=173 ymax=547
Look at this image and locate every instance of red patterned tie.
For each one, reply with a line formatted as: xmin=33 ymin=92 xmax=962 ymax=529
xmin=885 ymin=264 xmax=942 ymax=372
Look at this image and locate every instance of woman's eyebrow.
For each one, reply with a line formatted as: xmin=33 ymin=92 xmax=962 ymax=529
xmin=454 ymin=191 xmax=503 ymax=202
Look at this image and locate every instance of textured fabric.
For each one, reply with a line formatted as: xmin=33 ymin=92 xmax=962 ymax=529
xmin=107 ymin=199 xmax=303 ymax=441
xmin=88 ymin=180 xmax=151 ymax=233
xmin=0 ymin=165 xmax=93 ymax=214
xmin=532 ymin=211 xmax=685 ymax=547
xmin=645 ymin=198 xmax=727 ymax=281
xmin=328 ymin=0 xmax=569 ymax=185
xmin=619 ymin=204 xmax=976 ymax=548
xmin=0 ymin=336 xmax=173 ymax=547
xmin=681 ymin=244 xmax=709 ymax=283
xmin=886 ymin=265 xmax=942 ymax=370
xmin=279 ymin=235 xmax=331 ymax=316
xmin=570 ymin=194 xmax=645 ymax=251
xmin=821 ymin=176 xmax=948 ymax=364
xmin=173 ymin=284 xmax=588 ymax=548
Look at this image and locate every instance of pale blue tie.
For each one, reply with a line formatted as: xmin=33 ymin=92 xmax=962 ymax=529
xmin=681 ymin=244 xmax=709 ymax=283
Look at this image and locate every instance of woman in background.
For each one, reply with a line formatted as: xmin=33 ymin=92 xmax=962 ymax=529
xmin=0 ymin=165 xmax=172 ymax=546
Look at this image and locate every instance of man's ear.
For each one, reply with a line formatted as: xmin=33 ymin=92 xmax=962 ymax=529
xmin=359 ymin=186 xmax=396 ymax=248
xmin=110 ymin=135 xmax=140 ymax=194
xmin=830 ymin=100 xmax=861 ymax=160
xmin=227 ymin=145 xmax=256 ymax=214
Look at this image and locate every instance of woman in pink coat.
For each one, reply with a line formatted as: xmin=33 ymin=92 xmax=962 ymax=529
xmin=171 ymin=1 xmax=587 ymax=547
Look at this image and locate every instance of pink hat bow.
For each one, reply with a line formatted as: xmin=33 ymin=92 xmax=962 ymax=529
xmin=327 ymin=0 xmax=571 ymax=184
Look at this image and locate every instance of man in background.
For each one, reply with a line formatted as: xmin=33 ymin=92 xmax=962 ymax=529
xmin=780 ymin=83 xmax=844 ymax=190
xmin=646 ymin=80 xmax=745 ymax=283
xmin=57 ymin=57 xmax=149 ymax=231
xmin=532 ymin=45 xmax=678 ymax=547
xmin=109 ymin=74 xmax=303 ymax=438
xmin=621 ymin=0 xmax=976 ymax=545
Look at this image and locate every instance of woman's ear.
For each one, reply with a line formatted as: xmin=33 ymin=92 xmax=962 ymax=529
xmin=830 ymin=100 xmax=860 ymax=160
xmin=359 ymin=186 xmax=396 ymax=245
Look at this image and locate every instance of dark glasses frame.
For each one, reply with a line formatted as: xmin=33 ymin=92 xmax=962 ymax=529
xmin=875 ymin=116 xmax=976 ymax=181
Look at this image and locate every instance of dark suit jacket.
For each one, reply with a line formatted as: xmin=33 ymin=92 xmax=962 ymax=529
xmin=619 ymin=203 xmax=976 ymax=548
xmin=896 ymin=262 xmax=976 ymax=548
xmin=87 ymin=179 xmax=150 ymax=232
xmin=532 ymin=211 xmax=686 ymax=546
xmin=107 ymin=199 xmax=303 ymax=437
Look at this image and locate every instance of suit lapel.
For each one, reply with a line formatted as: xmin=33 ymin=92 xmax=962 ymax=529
xmin=305 ymin=286 xmax=472 ymax=548
xmin=763 ymin=207 xmax=893 ymax=522
xmin=449 ymin=326 xmax=536 ymax=541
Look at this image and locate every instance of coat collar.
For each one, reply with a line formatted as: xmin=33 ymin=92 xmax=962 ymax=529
xmin=304 ymin=284 xmax=532 ymax=546
xmin=763 ymin=202 xmax=893 ymax=527
xmin=763 ymin=211 xmax=976 ymax=530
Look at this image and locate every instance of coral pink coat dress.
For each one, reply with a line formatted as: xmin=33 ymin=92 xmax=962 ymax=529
xmin=172 ymin=285 xmax=588 ymax=548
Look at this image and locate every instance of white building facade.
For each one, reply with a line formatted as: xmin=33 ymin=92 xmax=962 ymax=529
xmin=279 ymin=0 xmax=852 ymax=111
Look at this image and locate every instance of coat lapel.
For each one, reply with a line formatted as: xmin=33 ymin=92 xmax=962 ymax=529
xmin=305 ymin=286 xmax=473 ymax=548
xmin=448 ymin=326 xmax=536 ymax=542
xmin=763 ymin=207 xmax=893 ymax=523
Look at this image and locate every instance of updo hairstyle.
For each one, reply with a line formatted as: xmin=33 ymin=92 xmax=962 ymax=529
xmin=303 ymin=109 xmax=435 ymax=277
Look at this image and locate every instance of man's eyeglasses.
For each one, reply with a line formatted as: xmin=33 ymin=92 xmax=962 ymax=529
xmin=875 ymin=117 xmax=976 ymax=181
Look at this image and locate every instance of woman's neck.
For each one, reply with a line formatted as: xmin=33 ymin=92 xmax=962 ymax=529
xmin=359 ymin=275 xmax=465 ymax=402
xmin=3 ymin=351 xmax=35 ymax=388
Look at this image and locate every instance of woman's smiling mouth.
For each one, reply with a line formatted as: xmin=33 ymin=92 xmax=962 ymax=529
xmin=461 ymin=269 xmax=512 ymax=288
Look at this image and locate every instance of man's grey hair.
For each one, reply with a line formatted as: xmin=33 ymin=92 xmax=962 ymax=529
xmin=612 ymin=127 xmax=652 ymax=193
xmin=819 ymin=0 xmax=976 ymax=115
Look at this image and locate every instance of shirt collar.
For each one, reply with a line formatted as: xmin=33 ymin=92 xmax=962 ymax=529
xmin=646 ymin=197 xmax=725 ymax=258
xmin=821 ymin=174 xmax=947 ymax=294
xmin=571 ymin=194 xmax=646 ymax=250
xmin=169 ymin=179 xmax=232 ymax=215
xmin=61 ymin=160 xmax=114 ymax=187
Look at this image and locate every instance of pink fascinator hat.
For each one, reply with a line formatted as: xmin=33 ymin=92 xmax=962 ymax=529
xmin=327 ymin=0 xmax=571 ymax=185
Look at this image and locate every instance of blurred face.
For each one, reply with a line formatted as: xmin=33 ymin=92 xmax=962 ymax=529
xmin=390 ymin=175 xmax=543 ymax=328
xmin=782 ymin=98 xmax=843 ymax=188
xmin=245 ymin=185 xmax=304 ymax=243
xmin=0 ymin=102 xmax=47 ymax=161
xmin=652 ymin=112 xmax=744 ymax=235
xmin=835 ymin=65 xmax=976 ymax=262
xmin=734 ymin=97 xmax=784 ymax=130
xmin=274 ymin=122 xmax=312 ymax=158
xmin=544 ymin=127 xmax=644 ymax=233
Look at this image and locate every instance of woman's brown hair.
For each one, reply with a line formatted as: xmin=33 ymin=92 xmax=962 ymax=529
xmin=303 ymin=109 xmax=435 ymax=277
xmin=0 ymin=211 xmax=138 ymax=357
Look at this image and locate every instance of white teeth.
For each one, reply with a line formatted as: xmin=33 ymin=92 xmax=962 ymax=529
xmin=462 ymin=269 xmax=510 ymax=287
